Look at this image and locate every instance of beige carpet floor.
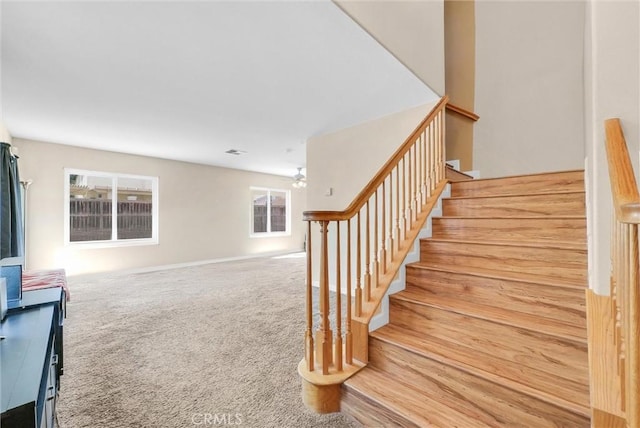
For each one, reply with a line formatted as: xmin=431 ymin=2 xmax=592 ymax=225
xmin=56 ymin=254 xmax=357 ymax=428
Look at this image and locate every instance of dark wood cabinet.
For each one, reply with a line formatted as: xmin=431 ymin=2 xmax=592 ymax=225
xmin=1 ymin=288 xmax=65 ymax=428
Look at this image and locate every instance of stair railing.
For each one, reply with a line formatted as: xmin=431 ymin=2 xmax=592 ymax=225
xmin=299 ymin=96 xmax=450 ymax=412
xmin=603 ymin=118 xmax=639 ymax=428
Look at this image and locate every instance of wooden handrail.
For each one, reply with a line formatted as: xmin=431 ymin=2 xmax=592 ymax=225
xmin=303 ymin=95 xmax=449 ymax=222
xmin=600 ymin=117 xmax=640 ymax=428
xmin=605 ymin=118 xmax=640 ymax=223
xmin=446 ymin=102 xmax=479 ymax=122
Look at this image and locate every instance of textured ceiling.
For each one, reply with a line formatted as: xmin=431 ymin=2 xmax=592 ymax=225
xmin=1 ymin=1 xmax=437 ymax=177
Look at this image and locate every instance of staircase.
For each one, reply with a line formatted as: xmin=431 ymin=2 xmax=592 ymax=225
xmin=341 ymin=170 xmax=591 ymax=427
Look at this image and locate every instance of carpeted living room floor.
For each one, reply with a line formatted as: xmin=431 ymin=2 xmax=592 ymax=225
xmin=56 ymin=254 xmax=357 ymax=428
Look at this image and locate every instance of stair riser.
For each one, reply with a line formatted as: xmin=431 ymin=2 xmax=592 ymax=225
xmin=432 ymin=217 xmax=587 ymax=245
xmin=341 ymin=387 xmax=419 ymax=428
xmin=388 ymin=298 xmax=590 ymax=405
xmin=420 ymin=240 xmax=587 ymax=283
xmin=368 ymin=337 xmax=591 ymax=427
xmin=344 ymin=368 xmax=482 ymax=427
xmin=442 ymin=192 xmax=585 ymax=217
xmin=405 ymin=266 xmax=586 ymax=330
xmin=450 ymin=171 xmax=584 ymax=198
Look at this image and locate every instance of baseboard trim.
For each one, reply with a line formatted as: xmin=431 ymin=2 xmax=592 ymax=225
xmin=68 ymin=249 xmax=304 ymax=280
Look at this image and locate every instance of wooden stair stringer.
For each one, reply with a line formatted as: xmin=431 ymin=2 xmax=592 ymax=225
xmin=368 ymin=183 xmax=450 ymax=332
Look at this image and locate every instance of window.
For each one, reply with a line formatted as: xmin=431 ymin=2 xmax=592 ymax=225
xmin=65 ymin=169 xmax=159 ymax=246
xmin=250 ymin=187 xmax=290 ymax=236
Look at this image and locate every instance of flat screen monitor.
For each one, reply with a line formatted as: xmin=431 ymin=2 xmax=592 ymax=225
xmin=0 ymin=264 xmax=22 ymax=303
xmin=0 ymin=278 xmax=7 ymax=321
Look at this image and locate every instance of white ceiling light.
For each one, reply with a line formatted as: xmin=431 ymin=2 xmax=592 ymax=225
xmin=292 ymin=168 xmax=307 ymax=189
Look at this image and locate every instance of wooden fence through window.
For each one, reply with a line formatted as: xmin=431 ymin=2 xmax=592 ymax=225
xmin=253 ymin=206 xmax=286 ymax=233
xmin=70 ymin=199 xmax=152 ymax=241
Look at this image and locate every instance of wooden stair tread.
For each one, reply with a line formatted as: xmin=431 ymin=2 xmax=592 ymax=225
xmin=438 ymin=215 xmax=586 ymax=220
xmin=450 ymin=170 xmax=584 ymax=198
xmin=405 ymin=265 xmax=586 ymax=331
xmin=366 ymin=336 xmax=591 ymax=427
xmin=453 ymin=169 xmax=584 ymax=183
xmin=442 ymin=191 xmax=585 ymax=217
xmin=445 ymin=164 xmax=474 ymax=182
xmin=343 ymin=366 xmax=488 ymax=428
xmin=407 ymin=262 xmax=587 ymax=289
xmin=394 ymin=287 xmax=587 ymax=342
xmin=420 ymin=240 xmax=587 ymax=283
xmin=387 ymin=299 xmax=590 ymax=409
xmin=423 ymin=237 xmax=586 ymax=251
xmin=446 ymin=190 xmax=585 ymax=201
xmin=372 ymin=324 xmax=591 ymax=418
xmin=431 ymin=216 xmax=587 ymax=245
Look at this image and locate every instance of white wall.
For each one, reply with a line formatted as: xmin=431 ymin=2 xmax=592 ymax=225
xmin=307 ymin=101 xmax=436 ymax=211
xmin=474 ymin=1 xmax=586 ymax=178
xmin=13 ymin=139 xmax=306 ymax=275
xmin=334 ymin=0 xmax=445 ymax=96
xmin=584 ymin=0 xmax=640 ymax=295
xmin=306 ymin=101 xmax=438 ymax=289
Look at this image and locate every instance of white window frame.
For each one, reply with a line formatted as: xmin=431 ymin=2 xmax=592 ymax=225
xmin=64 ymin=168 xmax=159 ymax=248
xmin=249 ymin=187 xmax=291 ymax=238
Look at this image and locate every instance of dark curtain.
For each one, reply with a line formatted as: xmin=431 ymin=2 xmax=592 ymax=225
xmin=0 ymin=142 xmax=24 ymax=259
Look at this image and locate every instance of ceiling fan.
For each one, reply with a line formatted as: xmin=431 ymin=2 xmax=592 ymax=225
xmin=292 ymin=167 xmax=307 ymax=188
